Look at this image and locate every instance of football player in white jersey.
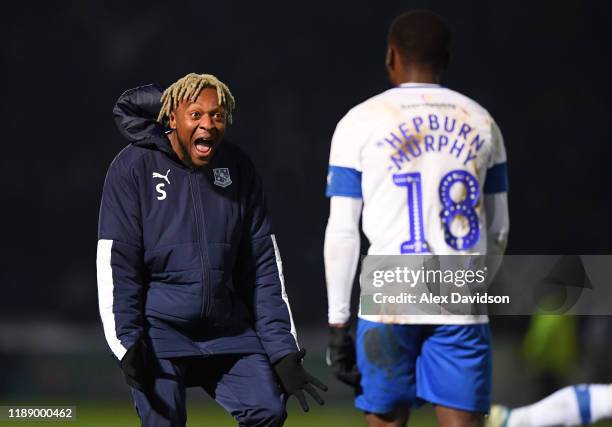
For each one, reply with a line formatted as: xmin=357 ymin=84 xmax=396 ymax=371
xmin=487 ymin=384 xmax=612 ymax=427
xmin=324 ymin=10 xmax=509 ymax=427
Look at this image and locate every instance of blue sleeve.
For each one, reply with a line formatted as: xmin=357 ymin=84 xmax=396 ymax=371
xmin=236 ymin=160 xmax=299 ymax=363
xmin=97 ymin=158 xmax=145 ymax=359
xmin=325 ymin=165 xmax=362 ymax=198
xmin=483 ymin=162 xmax=509 ymax=194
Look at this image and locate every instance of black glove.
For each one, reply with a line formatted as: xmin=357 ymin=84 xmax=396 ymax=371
xmin=120 ymin=338 xmax=152 ymax=391
xmin=273 ymin=348 xmax=328 ymax=412
xmin=327 ymin=326 xmax=361 ymax=390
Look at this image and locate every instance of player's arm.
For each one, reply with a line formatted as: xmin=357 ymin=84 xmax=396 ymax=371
xmin=483 ymin=121 xmax=509 ymax=256
xmin=97 ymin=157 xmax=150 ymax=390
xmin=324 ymin=195 xmax=362 ymax=326
xmin=324 ymin=111 xmax=366 ymax=326
xmin=323 ymin=110 xmax=365 ymax=389
xmin=324 ymin=195 xmax=363 ymax=389
xmin=97 ymin=158 xmax=145 ymax=359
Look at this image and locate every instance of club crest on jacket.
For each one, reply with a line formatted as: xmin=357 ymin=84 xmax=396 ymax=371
xmin=213 ymin=168 xmax=232 ymax=188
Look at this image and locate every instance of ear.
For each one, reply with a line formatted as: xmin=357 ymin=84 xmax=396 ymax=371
xmin=168 ymin=110 xmax=177 ymax=130
xmin=385 ymin=45 xmax=394 ymax=70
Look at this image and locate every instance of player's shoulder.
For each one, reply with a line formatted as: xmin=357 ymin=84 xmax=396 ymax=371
xmin=335 ymin=90 xmax=397 ymax=132
xmin=438 ymin=87 xmax=496 ymax=122
xmin=108 ymin=143 xmax=150 ymax=175
xmin=342 ymin=85 xmax=494 ymax=119
xmin=342 ymin=89 xmax=395 ymax=119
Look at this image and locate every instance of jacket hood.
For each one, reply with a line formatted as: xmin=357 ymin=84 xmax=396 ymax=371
xmin=113 ymin=84 xmax=173 ymax=153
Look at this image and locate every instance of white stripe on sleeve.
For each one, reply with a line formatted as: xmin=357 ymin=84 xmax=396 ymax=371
xmin=96 ymin=239 xmax=128 ymax=360
xmin=270 ymin=234 xmax=299 ymax=347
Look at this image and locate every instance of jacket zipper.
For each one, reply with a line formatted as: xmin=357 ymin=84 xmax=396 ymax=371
xmin=188 ymin=171 xmax=211 ymax=320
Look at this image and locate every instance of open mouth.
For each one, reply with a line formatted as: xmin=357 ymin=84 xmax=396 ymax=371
xmin=194 ymin=137 xmax=214 ymax=156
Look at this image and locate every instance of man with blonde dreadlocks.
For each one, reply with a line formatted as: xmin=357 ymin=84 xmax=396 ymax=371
xmin=97 ymin=73 xmax=326 ymax=427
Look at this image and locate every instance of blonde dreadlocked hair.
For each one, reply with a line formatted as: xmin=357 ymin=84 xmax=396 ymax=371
xmin=157 ymin=73 xmax=236 ymax=125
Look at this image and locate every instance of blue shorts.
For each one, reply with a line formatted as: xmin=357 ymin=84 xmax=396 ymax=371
xmin=355 ymin=319 xmax=492 ymax=414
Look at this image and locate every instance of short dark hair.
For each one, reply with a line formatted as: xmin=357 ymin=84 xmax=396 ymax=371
xmin=388 ymin=10 xmax=450 ymax=72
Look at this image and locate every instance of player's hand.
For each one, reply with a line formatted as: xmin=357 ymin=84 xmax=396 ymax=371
xmin=273 ymin=348 xmax=328 ymax=412
xmin=120 ymin=338 xmax=152 ymax=391
xmin=327 ymin=325 xmax=361 ymax=390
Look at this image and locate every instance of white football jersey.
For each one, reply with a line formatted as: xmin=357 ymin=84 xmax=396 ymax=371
xmin=326 ymin=82 xmax=508 ymax=324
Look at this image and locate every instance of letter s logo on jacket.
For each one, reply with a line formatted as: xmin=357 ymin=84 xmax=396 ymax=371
xmin=152 ymin=169 xmax=171 ymax=201
xmin=155 ymin=183 xmax=166 ymax=200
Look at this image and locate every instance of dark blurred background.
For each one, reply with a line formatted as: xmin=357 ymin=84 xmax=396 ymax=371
xmin=1 ymin=0 xmax=611 ymax=423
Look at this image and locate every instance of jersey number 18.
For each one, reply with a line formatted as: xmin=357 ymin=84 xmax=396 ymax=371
xmin=393 ymin=170 xmax=480 ymax=253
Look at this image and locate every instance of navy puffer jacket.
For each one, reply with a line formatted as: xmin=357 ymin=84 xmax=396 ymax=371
xmin=96 ymin=84 xmax=298 ymax=363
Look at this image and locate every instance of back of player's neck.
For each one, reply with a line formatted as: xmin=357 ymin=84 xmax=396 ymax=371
xmin=399 ymin=80 xmax=439 ymax=86
xmin=396 ymin=69 xmax=439 ymax=85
